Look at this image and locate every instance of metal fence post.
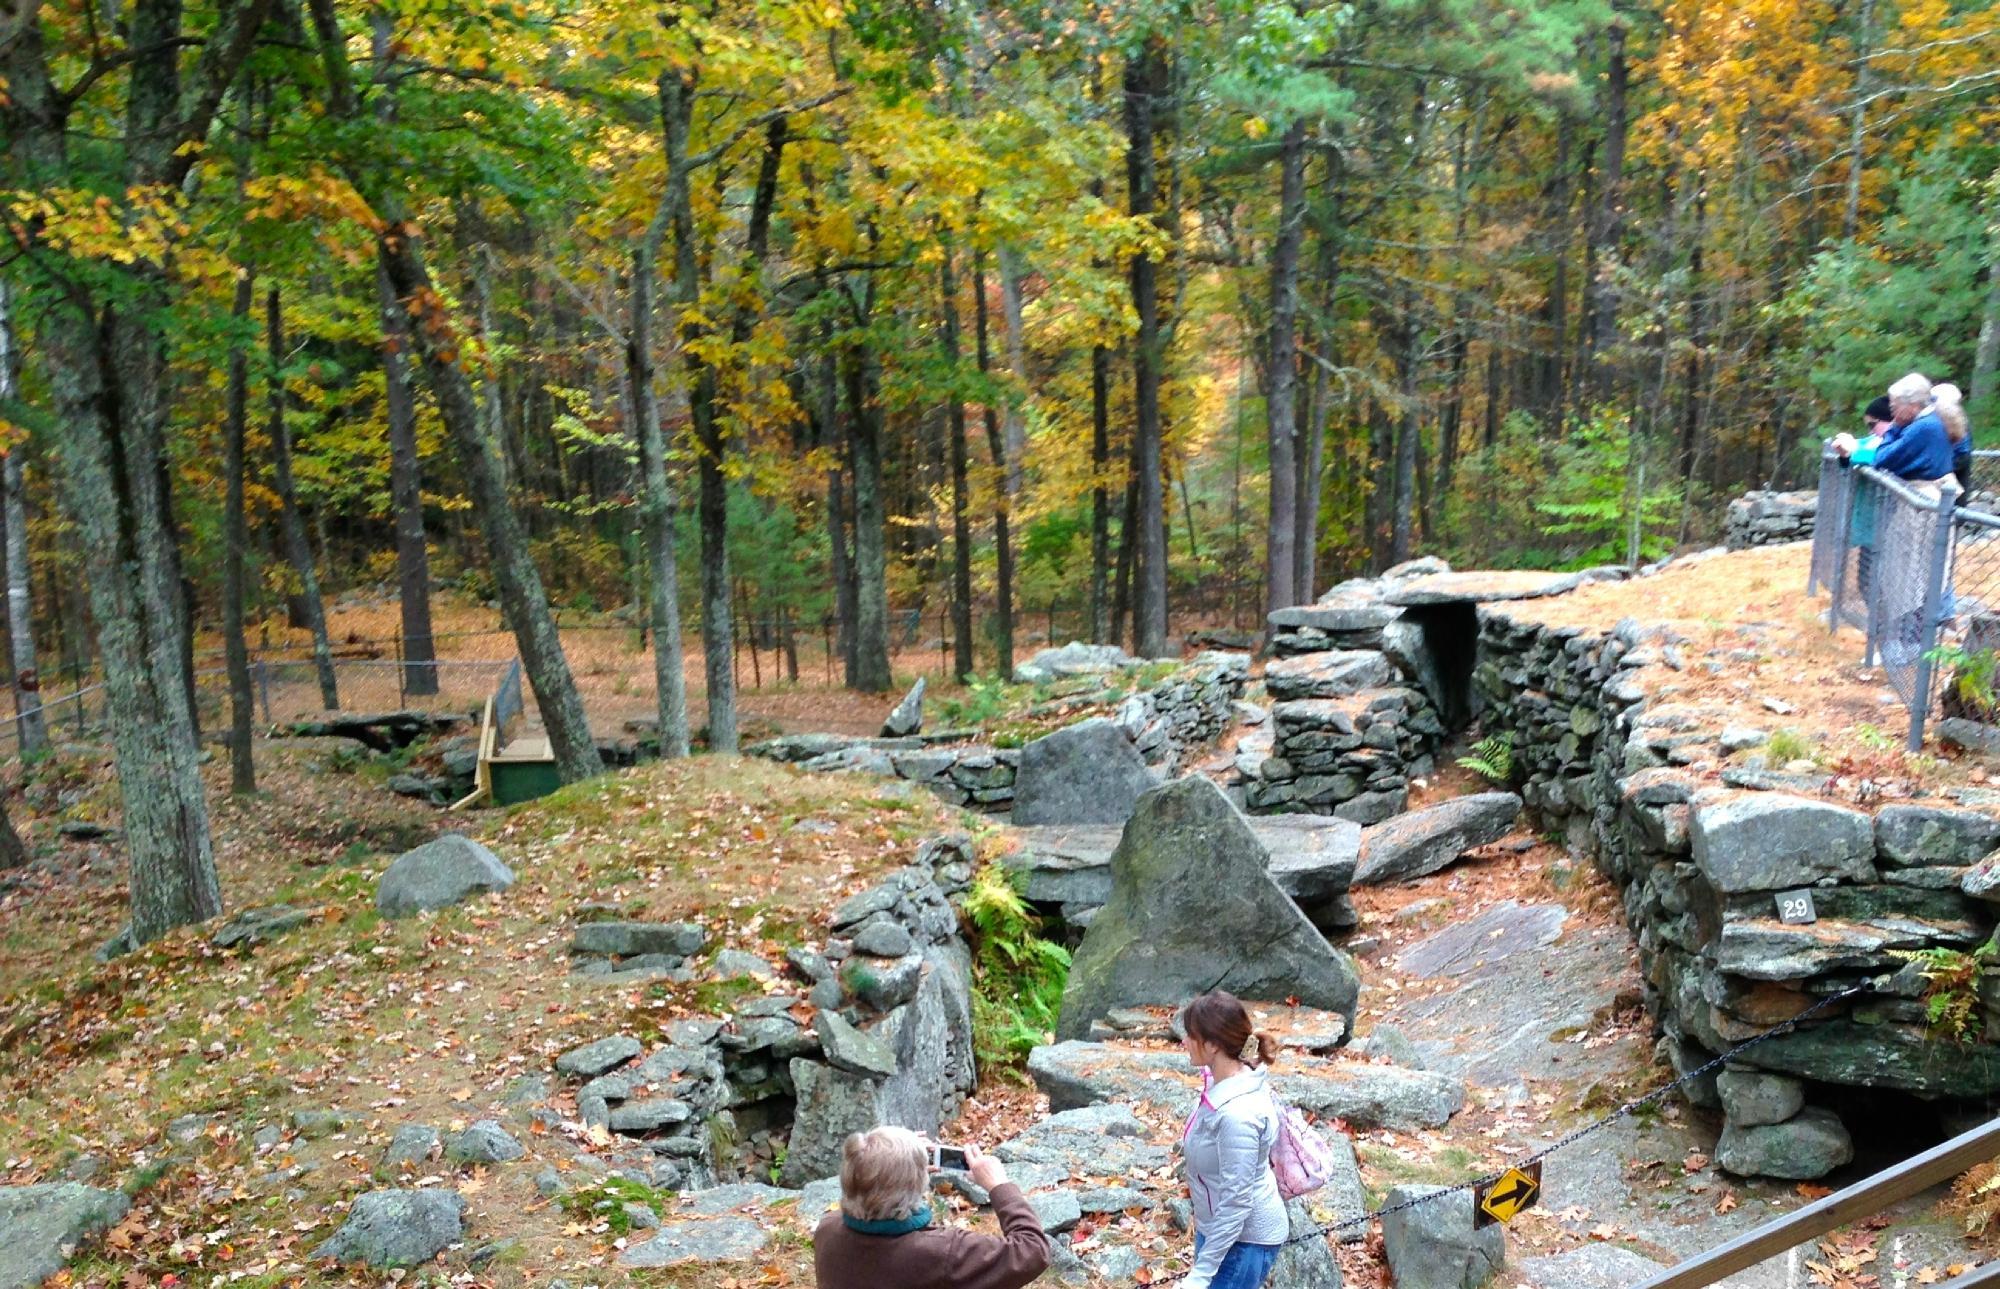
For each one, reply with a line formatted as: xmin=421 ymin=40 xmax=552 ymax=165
xmin=255 ymin=659 xmax=273 ymax=724
xmin=1827 ymin=466 xmax=1854 ymax=635
xmin=1810 ymin=452 xmax=1836 ymax=596
xmin=1908 ymin=482 xmax=1961 ymax=751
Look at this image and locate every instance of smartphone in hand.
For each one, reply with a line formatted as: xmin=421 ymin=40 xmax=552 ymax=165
xmin=928 ymin=1144 xmax=970 ymax=1171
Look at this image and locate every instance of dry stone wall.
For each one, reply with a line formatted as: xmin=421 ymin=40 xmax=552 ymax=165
xmin=1473 ymin=607 xmax=2000 ymax=1177
xmin=1724 ymin=490 xmax=1817 ymax=550
xmin=746 ymin=654 xmax=1247 ymax=811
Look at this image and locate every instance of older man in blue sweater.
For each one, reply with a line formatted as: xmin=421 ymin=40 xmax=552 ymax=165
xmin=1858 ymin=372 xmax=1955 ymax=482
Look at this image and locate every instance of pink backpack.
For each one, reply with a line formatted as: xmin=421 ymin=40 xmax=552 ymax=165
xmin=1269 ymin=1099 xmax=1339 ymax=1200
xmin=1189 ymin=1068 xmax=1338 ymax=1201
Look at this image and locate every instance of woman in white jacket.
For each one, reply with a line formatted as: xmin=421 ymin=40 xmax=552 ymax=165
xmin=1177 ymin=990 xmax=1288 ymax=1289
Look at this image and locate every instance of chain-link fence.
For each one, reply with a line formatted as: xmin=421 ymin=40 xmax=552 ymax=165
xmin=1811 ymin=447 xmax=2000 ymax=749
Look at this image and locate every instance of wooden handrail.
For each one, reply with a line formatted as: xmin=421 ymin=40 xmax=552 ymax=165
xmin=1634 ymin=1117 xmax=2000 ymax=1289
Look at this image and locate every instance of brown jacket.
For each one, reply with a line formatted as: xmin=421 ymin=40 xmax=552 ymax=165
xmin=813 ymin=1181 xmax=1050 ymax=1289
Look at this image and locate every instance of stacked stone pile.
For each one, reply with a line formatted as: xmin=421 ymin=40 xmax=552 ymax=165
xmin=1724 ymin=490 xmax=1816 ymax=550
xmin=548 ymin=834 xmax=978 ymax=1195
xmin=1246 ymin=559 xmax=1628 ymax=820
xmin=747 ymin=653 xmax=1247 ymax=810
xmin=1474 ymin=606 xmax=2000 ymax=1178
xmin=1111 ymin=651 xmax=1250 ymax=773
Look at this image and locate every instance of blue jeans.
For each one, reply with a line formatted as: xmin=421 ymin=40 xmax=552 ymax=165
xmin=1192 ymin=1232 xmax=1283 ymax=1289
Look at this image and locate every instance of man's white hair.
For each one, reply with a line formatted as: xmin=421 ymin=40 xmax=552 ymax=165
xmin=1888 ymin=371 xmax=1933 ymax=408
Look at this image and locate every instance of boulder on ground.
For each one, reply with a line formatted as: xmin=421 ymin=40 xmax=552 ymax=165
xmin=446 ymin=1120 xmax=524 ymax=1165
xmin=0 ymin=1183 xmax=130 ymax=1289
xmin=314 ymin=1189 xmax=467 ymax=1268
xmin=571 ymin=922 xmax=706 ymax=958
xmin=1269 ymin=1197 xmax=1342 ymax=1288
xmin=378 ymin=1124 xmax=441 ymax=1176
xmin=1513 ymin=1245 xmax=1666 ymax=1289
xmin=1055 ymin=777 xmax=1358 ymax=1039
xmin=1716 ymin=1105 xmax=1853 ymax=1179
xmin=882 ymin=677 xmax=926 ymax=738
xmin=1258 ymin=814 xmax=1363 ymax=905
xmin=1354 ymin=793 xmax=1521 ymax=886
xmin=1012 ymin=718 xmax=1158 ymax=827
xmin=376 ymin=834 xmax=514 ymax=917
xmin=211 ymin=904 xmax=313 ymax=950
xmin=1004 ymin=815 xmax=1360 ymax=926
xmin=1014 ymin=641 xmax=1138 ymax=683
xmin=1379 ymin=1184 xmax=1504 ymax=1289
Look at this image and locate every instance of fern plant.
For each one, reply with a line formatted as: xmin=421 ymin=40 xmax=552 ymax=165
xmin=961 ymin=862 xmax=1071 ymax=1072
xmin=1953 ymin=1160 xmax=2000 ymax=1245
xmin=1457 ymin=733 xmax=1514 ymax=785
xmin=1928 ymin=644 xmax=2000 ymax=716
xmin=1894 ymin=938 xmax=1999 ymax=1044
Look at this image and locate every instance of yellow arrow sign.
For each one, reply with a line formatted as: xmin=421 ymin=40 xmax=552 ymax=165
xmin=1475 ymin=1162 xmax=1542 ymax=1228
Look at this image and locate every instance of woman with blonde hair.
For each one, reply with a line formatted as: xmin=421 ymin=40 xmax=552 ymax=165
xmin=1935 ymin=382 xmax=1973 ymax=491
xmin=813 ymin=1124 xmax=1049 ymax=1289
xmin=1177 ymin=990 xmax=1288 ymax=1289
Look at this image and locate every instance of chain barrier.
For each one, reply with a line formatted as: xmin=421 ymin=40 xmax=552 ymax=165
xmin=1138 ymin=983 xmax=1874 ymax=1285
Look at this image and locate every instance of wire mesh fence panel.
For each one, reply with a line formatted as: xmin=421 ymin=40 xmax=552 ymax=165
xmin=1866 ymin=473 xmax=1951 ymax=705
xmin=1809 ymin=452 xmax=1854 ymax=597
xmin=1827 ymin=471 xmax=1880 ymax=636
xmin=230 ymin=659 xmax=510 ymax=728
xmin=1935 ymin=509 xmax=2000 ymax=721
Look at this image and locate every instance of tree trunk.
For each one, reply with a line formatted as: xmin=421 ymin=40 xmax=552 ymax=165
xmin=973 ymin=251 xmax=1015 ymax=679
xmin=44 ymin=306 xmax=223 ymax=940
xmin=223 ymin=271 xmax=257 ymax=792
xmin=629 ymin=201 xmax=690 ymax=758
xmin=655 ymin=69 xmax=737 ymax=752
xmin=369 ymin=16 xmax=436 ymax=699
xmin=1843 ymin=0 xmax=1876 ymax=241
xmin=1585 ymin=25 xmax=1627 ymax=403
xmin=0 ymin=0 xmax=270 ymax=942
xmin=1089 ymin=341 xmax=1112 ymax=644
xmin=1295 ymin=338 xmax=1329 ymax=602
xmin=1391 ymin=300 xmax=1421 ymax=564
xmin=1124 ymin=39 xmax=1171 ymax=657
xmin=1973 ymin=264 xmax=2000 ymax=436
xmin=939 ymin=242 xmax=974 ymax=680
xmin=376 ymin=260 xmax=438 ymax=696
xmin=998 ymin=246 xmax=1031 ymax=491
xmin=844 ymin=351 xmax=893 ymax=691
xmin=1264 ymin=116 xmax=1308 ymax=623
xmin=375 ymin=233 xmax=600 ymax=779
xmin=1542 ymin=117 xmax=1573 ymax=426
xmin=0 ymin=796 xmax=26 ymax=870
xmin=265 ymin=287 xmax=340 ymax=711
xmin=1111 ymin=472 xmax=1140 ymax=649
xmin=0 ymin=278 xmax=48 ymax=758
xmin=823 ymin=345 xmax=858 ymax=682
